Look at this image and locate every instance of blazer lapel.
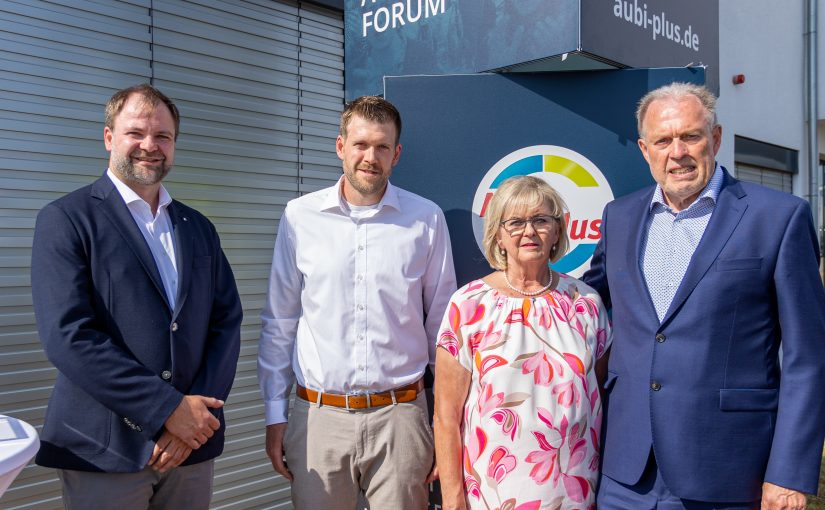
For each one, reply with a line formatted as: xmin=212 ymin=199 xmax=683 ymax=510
xmin=92 ymin=175 xmax=171 ymax=310
xmin=168 ymin=202 xmax=193 ymax=318
xmin=625 ymin=188 xmax=661 ymax=324
xmin=660 ymin=169 xmax=747 ymax=326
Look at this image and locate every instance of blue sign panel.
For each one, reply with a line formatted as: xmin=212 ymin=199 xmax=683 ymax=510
xmin=345 ymin=0 xmax=579 ymax=98
xmin=345 ymin=1 xmax=718 ymax=100
xmin=385 ymin=68 xmax=705 ymax=286
xmin=581 ymin=0 xmax=719 ymax=92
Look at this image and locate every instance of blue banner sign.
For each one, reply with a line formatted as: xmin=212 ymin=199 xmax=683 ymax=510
xmin=346 ymin=0 xmax=579 ymax=98
xmin=385 ymin=68 xmax=705 ymax=286
xmin=345 ymin=1 xmax=717 ymax=99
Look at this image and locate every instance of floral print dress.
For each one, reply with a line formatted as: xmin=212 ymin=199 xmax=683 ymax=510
xmin=437 ymin=275 xmax=612 ymax=510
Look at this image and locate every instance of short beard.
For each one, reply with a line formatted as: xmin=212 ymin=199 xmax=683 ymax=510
xmin=111 ymin=151 xmax=170 ymax=186
xmin=344 ymin=166 xmax=387 ymax=197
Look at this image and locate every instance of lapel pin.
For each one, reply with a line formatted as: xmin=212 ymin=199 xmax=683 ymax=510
xmin=183 ymin=217 xmax=188 ymax=222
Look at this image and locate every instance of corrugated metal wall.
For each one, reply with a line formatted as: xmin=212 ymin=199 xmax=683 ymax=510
xmin=0 ymin=1 xmax=343 ymax=508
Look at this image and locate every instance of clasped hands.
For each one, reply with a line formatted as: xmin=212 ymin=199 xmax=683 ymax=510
xmin=146 ymin=395 xmax=224 ymax=473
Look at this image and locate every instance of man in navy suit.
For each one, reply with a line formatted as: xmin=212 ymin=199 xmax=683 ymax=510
xmin=31 ymin=84 xmax=242 ymax=508
xmin=584 ymin=82 xmax=825 ymax=509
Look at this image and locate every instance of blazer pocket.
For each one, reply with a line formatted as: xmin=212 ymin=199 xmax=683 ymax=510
xmin=716 ymin=257 xmax=762 ymax=271
xmin=719 ymin=388 xmax=778 ymax=411
xmin=50 ymin=393 xmax=112 ymax=454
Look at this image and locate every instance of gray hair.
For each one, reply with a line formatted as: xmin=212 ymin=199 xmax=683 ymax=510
xmin=482 ymin=176 xmax=569 ymax=270
xmin=636 ymin=82 xmax=718 ymax=138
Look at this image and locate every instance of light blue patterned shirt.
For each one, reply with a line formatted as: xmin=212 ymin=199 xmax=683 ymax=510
xmin=641 ymin=165 xmax=723 ymax=321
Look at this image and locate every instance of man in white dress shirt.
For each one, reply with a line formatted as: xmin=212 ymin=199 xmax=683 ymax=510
xmin=258 ymin=96 xmax=457 ymax=509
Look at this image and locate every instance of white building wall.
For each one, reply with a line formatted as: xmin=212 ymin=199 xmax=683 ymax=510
xmin=717 ymin=0 xmax=806 ymax=195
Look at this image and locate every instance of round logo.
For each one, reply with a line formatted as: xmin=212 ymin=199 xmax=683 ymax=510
xmin=472 ymin=146 xmax=614 ymax=277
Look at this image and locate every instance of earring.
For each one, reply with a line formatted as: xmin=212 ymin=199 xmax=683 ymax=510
xmin=551 ymin=244 xmax=557 ymax=253
xmin=499 ymin=247 xmax=506 ymax=256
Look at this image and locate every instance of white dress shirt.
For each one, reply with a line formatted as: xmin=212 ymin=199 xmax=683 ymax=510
xmin=107 ymin=169 xmax=178 ymax=309
xmin=258 ymin=177 xmax=457 ymax=424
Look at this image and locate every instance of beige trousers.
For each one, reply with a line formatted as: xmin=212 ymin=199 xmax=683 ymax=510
xmin=58 ymin=459 xmax=214 ymax=510
xmin=284 ymin=391 xmax=434 ymax=510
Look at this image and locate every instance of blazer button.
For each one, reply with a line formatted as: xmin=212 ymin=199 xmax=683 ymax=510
xmin=655 ymin=333 xmax=666 ymax=343
xmin=171 ymin=322 xmax=178 ymax=332
xmin=650 ymin=381 xmax=662 ymax=391
xmin=161 ymin=370 xmax=172 ymax=381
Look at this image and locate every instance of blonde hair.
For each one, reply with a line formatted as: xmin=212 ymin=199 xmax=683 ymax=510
xmin=482 ymin=176 xmax=569 ymax=270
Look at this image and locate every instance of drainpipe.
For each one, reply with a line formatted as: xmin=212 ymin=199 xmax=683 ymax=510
xmin=806 ymin=0 xmax=823 ymax=282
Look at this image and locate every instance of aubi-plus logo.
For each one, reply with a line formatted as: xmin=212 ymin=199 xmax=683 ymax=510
xmin=472 ymin=146 xmax=614 ymax=277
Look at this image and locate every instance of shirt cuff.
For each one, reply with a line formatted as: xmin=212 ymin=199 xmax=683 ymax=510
xmin=265 ymin=398 xmax=290 ymax=425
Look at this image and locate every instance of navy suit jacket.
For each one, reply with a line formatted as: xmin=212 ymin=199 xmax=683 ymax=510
xmin=31 ymin=174 xmax=242 ymax=472
xmin=583 ymin=167 xmax=825 ymax=501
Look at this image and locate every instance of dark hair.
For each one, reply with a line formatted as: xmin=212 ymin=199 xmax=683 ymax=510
xmin=340 ymin=96 xmax=402 ymax=144
xmin=105 ymin=84 xmax=181 ymax=140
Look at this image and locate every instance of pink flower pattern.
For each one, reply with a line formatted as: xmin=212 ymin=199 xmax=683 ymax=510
xmin=521 ymin=351 xmax=555 ymax=386
xmin=437 ymin=275 xmax=612 ymax=509
xmin=487 ymin=446 xmax=518 ymax=483
xmin=478 ymin=381 xmax=504 ymax=417
xmin=490 ymin=408 xmax=520 ymax=441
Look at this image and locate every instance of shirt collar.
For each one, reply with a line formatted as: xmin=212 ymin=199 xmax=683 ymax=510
xmin=107 ymin=168 xmax=172 ymax=210
xmin=649 ymin=162 xmax=722 ymax=212
xmin=320 ymin=175 xmax=401 ymax=213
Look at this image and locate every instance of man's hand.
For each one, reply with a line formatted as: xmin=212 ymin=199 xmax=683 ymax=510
xmin=265 ymin=423 xmax=293 ymax=482
xmin=164 ymin=395 xmax=223 ymax=449
xmin=147 ymin=429 xmax=192 ymax=473
xmin=761 ymin=482 xmax=807 ymax=510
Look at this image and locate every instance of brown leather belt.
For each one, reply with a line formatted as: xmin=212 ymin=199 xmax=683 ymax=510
xmin=296 ymin=379 xmax=424 ymax=409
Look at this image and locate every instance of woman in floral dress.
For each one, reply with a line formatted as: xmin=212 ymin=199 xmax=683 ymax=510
xmin=434 ymin=176 xmax=612 ymax=510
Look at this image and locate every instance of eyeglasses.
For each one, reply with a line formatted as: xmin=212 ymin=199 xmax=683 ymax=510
xmin=499 ymin=215 xmax=557 ymax=235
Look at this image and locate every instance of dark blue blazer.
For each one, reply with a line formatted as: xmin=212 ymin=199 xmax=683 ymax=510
xmin=31 ymin=174 xmax=242 ymax=473
xmin=583 ymin=168 xmax=825 ymax=501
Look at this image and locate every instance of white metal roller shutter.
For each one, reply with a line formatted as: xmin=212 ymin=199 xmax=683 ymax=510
xmin=0 ymin=0 xmax=343 ymax=508
xmin=735 ymin=162 xmax=793 ymax=194
xmin=297 ymin=2 xmax=344 ymax=194
xmin=151 ymin=1 xmax=342 ymax=507
xmin=0 ymin=1 xmax=152 ymax=508
xmin=152 ymin=1 xmax=302 ymax=507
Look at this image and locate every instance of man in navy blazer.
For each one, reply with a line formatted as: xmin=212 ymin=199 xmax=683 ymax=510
xmin=30 ymin=84 xmax=242 ymax=508
xmin=584 ymin=82 xmax=825 ymax=509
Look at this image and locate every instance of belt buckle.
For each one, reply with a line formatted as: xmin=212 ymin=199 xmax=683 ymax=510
xmin=344 ymin=391 xmax=379 ymax=409
xmin=344 ymin=391 xmax=367 ymax=410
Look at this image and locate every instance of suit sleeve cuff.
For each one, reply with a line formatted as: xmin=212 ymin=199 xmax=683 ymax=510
xmin=144 ymin=387 xmax=186 ymax=440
